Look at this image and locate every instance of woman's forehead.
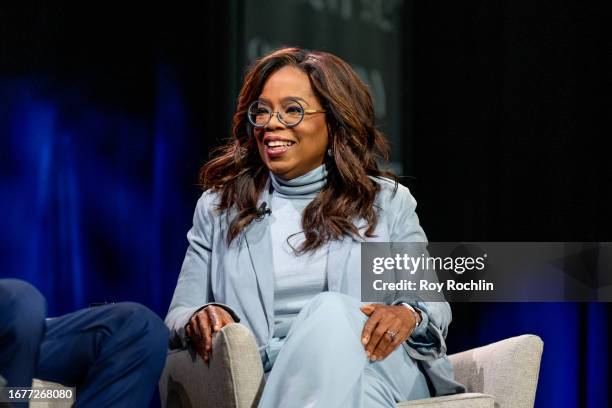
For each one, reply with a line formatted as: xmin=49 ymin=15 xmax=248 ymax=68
xmin=259 ymin=66 xmax=315 ymax=103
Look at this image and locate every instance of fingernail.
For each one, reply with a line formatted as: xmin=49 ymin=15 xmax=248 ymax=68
xmin=214 ymin=325 xmax=219 ymax=331
xmin=366 ymin=351 xmax=371 ymax=357
xmin=362 ymin=336 xmax=369 ymax=344
xmin=371 ymin=355 xmax=377 ymax=361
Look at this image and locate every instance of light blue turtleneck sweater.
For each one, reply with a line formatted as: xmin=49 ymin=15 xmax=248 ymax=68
xmin=265 ymin=164 xmax=329 ymax=369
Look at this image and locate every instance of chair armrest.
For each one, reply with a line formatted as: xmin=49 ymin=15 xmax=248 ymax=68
xmin=398 ymin=392 xmax=495 ymax=408
xmin=448 ymin=334 xmax=543 ymax=408
xmin=159 ymin=323 xmax=265 ymax=408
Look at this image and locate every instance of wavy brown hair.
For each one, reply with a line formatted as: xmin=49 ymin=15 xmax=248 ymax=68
xmin=200 ymin=47 xmax=398 ymax=253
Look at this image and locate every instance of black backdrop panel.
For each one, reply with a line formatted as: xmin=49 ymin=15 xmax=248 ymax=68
xmin=241 ymin=0 xmax=408 ymax=174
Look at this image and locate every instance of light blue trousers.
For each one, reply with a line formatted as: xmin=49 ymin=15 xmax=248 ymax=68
xmin=258 ymin=292 xmax=431 ymax=408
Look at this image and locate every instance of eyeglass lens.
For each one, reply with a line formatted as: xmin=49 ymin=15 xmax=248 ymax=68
xmin=248 ymin=100 xmax=305 ymax=127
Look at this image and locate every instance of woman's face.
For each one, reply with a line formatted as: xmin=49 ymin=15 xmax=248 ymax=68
xmin=253 ymin=65 xmax=329 ymax=180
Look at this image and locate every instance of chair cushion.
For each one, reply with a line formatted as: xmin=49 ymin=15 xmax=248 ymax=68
xmin=397 ymin=392 xmax=495 ymax=408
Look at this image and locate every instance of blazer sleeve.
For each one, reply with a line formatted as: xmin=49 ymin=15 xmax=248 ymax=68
xmin=164 ymin=191 xmax=240 ymax=349
xmin=387 ymin=183 xmax=452 ymax=361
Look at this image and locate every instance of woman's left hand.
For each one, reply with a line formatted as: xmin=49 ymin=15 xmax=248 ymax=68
xmin=360 ymin=304 xmax=416 ymax=361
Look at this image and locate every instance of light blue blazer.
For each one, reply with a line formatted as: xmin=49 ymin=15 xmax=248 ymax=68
xmin=165 ymin=176 xmax=465 ymax=396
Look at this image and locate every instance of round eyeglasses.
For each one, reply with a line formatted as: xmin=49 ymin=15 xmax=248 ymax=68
xmin=247 ymin=98 xmax=326 ymax=128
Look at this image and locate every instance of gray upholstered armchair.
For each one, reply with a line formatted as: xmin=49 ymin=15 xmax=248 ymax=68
xmin=159 ymin=324 xmax=543 ymax=408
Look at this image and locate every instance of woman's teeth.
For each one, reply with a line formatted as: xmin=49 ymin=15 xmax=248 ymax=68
xmin=266 ymin=140 xmax=294 ymax=147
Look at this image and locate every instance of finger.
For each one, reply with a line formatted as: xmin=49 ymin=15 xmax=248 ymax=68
xmin=381 ymin=308 xmax=413 ymax=358
xmin=367 ymin=315 xmax=395 ymax=359
xmin=196 ymin=312 xmax=212 ymax=352
xmin=208 ymin=307 xmax=234 ymax=331
xmin=360 ymin=303 xmax=376 ymax=316
xmin=186 ymin=323 xmax=197 ymax=348
xmin=187 ymin=320 xmax=205 ymax=361
xmin=218 ymin=308 xmax=236 ymax=326
xmin=185 ymin=323 xmax=194 ymax=350
xmin=187 ymin=318 xmax=202 ymax=346
xmin=378 ymin=321 xmax=405 ymax=360
xmin=207 ymin=306 xmax=220 ymax=332
xmin=187 ymin=317 xmax=200 ymax=339
xmin=361 ymin=308 xmax=383 ymax=346
xmin=196 ymin=312 xmax=212 ymax=362
xmin=365 ymin=316 xmax=389 ymax=358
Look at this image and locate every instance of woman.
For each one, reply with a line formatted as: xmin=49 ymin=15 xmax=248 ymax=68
xmin=165 ymin=47 xmax=464 ymax=407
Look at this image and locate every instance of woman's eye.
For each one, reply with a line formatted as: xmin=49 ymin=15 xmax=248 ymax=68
xmin=285 ymin=106 xmax=303 ymax=115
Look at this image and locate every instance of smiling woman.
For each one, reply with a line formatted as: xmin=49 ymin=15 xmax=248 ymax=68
xmin=165 ymin=47 xmax=464 ymax=407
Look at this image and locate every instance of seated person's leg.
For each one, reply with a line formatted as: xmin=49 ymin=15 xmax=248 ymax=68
xmin=35 ymin=302 xmax=169 ymax=408
xmin=260 ymin=292 xmax=370 ymax=407
xmin=0 ymin=279 xmax=47 ymax=387
xmin=260 ymin=292 xmax=430 ymax=408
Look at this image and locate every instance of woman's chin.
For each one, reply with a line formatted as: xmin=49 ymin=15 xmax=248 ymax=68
xmin=266 ymin=160 xmax=293 ymax=175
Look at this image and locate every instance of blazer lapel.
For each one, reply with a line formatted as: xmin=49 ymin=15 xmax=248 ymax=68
xmin=327 ymin=234 xmax=363 ymax=292
xmin=327 ymin=237 xmax=349 ymax=292
xmin=244 ymin=179 xmax=275 ymax=336
xmin=326 ymin=221 xmax=390 ymax=294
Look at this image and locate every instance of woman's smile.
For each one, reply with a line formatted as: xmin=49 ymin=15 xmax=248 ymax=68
xmin=263 ymin=134 xmax=297 ymax=158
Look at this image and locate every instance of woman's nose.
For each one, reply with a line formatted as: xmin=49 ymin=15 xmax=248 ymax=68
xmin=265 ymin=112 xmax=286 ymax=130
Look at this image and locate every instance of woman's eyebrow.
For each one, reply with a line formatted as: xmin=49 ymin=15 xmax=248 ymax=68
xmin=258 ymin=96 xmax=311 ymax=106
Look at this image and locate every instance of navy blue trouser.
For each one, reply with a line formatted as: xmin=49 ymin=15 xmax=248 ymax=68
xmin=0 ymin=279 xmax=169 ymax=407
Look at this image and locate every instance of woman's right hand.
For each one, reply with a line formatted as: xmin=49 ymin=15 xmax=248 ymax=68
xmin=185 ymin=305 xmax=235 ymax=363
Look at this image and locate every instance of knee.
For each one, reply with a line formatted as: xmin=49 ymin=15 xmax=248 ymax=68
xmin=305 ymin=292 xmax=357 ymax=315
xmin=0 ymin=279 xmax=46 ymax=337
xmin=0 ymin=279 xmax=46 ymax=316
xmin=106 ymin=302 xmax=169 ymax=357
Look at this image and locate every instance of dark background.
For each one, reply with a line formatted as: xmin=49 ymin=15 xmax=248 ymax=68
xmin=1 ymin=1 xmax=609 ymax=407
